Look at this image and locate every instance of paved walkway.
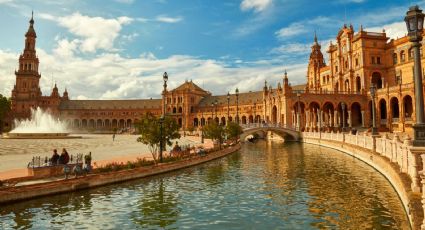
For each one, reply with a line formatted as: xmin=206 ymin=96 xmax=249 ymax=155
xmin=0 ymin=134 xmax=212 ymax=180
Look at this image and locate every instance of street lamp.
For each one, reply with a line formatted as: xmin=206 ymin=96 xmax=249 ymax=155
xmin=211 ymin=102 xmax=214 ymax=123
xmin=297 ymin=93 xmax=301 ymax=131
xmin=370 ymin=84 xmax=379 ymax=136
xmin=201 ymin=109 xmax=204 ymax=143
xmin=227 ymin=92 xmax=230 ymax=123
xmin=162 ymin=72 xmax=168 ymax=116
xmin=214 ymin=99 xmax=218 ymax=121
xmin=405 ymin=5 xmax=425 ymax=146
xmin=341 ymin=102 xmax=346 ymax=132
xmin=159 ymin=116 xmax=164 ymax=163
xmin=254 ymin=102 xmax=257 ymax=124
xmin=235 ymin=88 xmax=239 ymax=124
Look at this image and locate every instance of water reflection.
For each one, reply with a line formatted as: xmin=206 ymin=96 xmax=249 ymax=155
xmin=0 ymin=141 xmax=409 ymax=229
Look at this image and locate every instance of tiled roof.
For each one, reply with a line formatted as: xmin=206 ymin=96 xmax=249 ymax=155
xmin=59 ymin=99 xmax=162 ymax=110
xmin=198 ymin=91 xmax=263 ymax=107
xmin=172 ymin=81 xmax=207 ymax=93
xmin=291 ymin=84 xmax=306 ymax=91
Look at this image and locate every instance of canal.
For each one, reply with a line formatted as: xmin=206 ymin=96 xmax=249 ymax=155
xmin=0 ymin=141 xmax=410 ymax=229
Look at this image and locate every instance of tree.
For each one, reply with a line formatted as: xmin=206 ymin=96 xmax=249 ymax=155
xmin=225 ymin=121 xmax=243 ymax=141
xmin=203 ymin=121 xmax=225 ymax=147
xmin=136 ymin=113 xmax=180 ymax=164
xmin=0 ymin=94 xmax=11 ymax=133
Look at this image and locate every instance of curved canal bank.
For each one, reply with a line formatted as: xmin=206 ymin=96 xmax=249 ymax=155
xmin=0 ymin=141 xmax=409 ymax=229
xmin=303 ymin=133 xmax=419 ymax=230
xmin=0 ymin=144 xmax=241 ymax=205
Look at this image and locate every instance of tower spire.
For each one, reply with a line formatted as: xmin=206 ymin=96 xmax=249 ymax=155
xmin=314 ymin=30 xmax=317 ymax=43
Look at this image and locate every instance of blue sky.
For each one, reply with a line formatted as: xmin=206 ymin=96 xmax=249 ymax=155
xmin=0 ymin=0 xmax=423 ymax=99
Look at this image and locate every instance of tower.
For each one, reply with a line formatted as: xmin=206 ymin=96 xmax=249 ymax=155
xmin=11 ymin=12 xmax=42 ymax=118
xmin=306 ymin=32 xmax=325 ymax=91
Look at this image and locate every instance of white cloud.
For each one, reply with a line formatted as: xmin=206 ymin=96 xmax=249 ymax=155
xmin=240 ymin=0 xmax=273 ymax=13
xmin=366 ymin=21 xmax=407 ymax=40
xmin=42 ymin=12 xmax=133 ymax=53
xmin=0 ymin=47 xmax=307 ymax=100
xmin=271 ymin=43 xmax=311 ymax=54
xmin=275 ymin=23 xmax=306 ymax=39
xmin=155 ymin=15 xmax=183 ymax=23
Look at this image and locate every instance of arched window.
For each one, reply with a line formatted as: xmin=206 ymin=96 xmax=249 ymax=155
xmin=393 ymin=53 xmax=398 ymax=64
xmin=409 ymin=48 xmax=414 ymax=60
xmin=400 ymin=50 xmax=406 ymax=62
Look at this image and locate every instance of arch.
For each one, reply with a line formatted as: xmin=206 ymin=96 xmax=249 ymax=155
xmin=403 ymin=95 xmax=413 ymax=119
xmin=242 ymin=116 xmax=247 ymax=124
xmin=105 ymin=119 xmax=111 ymax=128
xmin=350 ymin=102 xmax=362 ymax=127
xmin=322 ymin=102 xmax=335 ymax=127
xmin=355 ymin=76 xmax=361 ymax=93
xmin=336 ymin=102 xmax=348 ymax=129
xmin=344 ymin=79 xmax=349 ymax=91
xmin=112 ymin=119 xmax=118 ymax=128
xmin=127 ymin=119 xmax=132 ymax=128
xmin=215 ymin=117 xmax=220 ymax=124
xmin=178 ymin=107 xmax=183 ymax=113
xmin=178 ymin=118 xmax=182 ymax=127
xmin=390 ymin=97 xmax=400 ymax=119
xmin=194 ymin=118 xmax=199 ymax=127
xmin=228 ymin=116 xmax=233 ymax=122
xmin=240 ymin=127 xmax=300 ymax=142
xmin=400 ymin=50 xmax=406 ymax=62
xmin=272 ymin=106 xmax=277 ymax=124
xmin=73 ymin=119 xmax=80 ymax=128
xmin=255 ymin=115 xmax=261 ymax=123
xmin=379 ymin=99 xmax=387 ymax=120
xmin=119 ymin=119 xmax=125 ymax=128
xmin=200 ymin=118 xmax=205 ymax=126
xmin=221 ymin=117 xmax=226 ymax=125
xmin=173 ymin=107 xmax=177 ymax=113
xmin=393 ymin=53 xmax=398 ymax=64
xmin=248 ymin=115 xmax=254 ymax=123
xmin=96 ymin=119 xmax=102 ymax=128
xmin=88 ymin=119 xmax=95 ymax=128
xmin=371 ymin=72 xmax=383 ymax=89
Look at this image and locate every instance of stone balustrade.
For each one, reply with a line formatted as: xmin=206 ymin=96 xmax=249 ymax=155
xmin=303 ymin=131 xmax=425 ymax=229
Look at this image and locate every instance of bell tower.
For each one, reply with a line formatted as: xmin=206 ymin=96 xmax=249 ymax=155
xmin=306 ymin=32 xmax=325 ymax=91
xmin=11 ymin=12 xmax=42 ymax=118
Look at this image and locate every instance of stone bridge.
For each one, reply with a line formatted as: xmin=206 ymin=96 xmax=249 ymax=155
xmin=240 ymin=123 xmax=301 ymax=141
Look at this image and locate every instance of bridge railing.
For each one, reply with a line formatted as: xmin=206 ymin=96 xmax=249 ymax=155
xmin=303 ymin=131 xmax=421 ymax=193
xmin=241 ymin=123 xmax=296 ymax=130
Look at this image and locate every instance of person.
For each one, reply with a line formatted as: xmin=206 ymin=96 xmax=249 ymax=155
xmin=112 ymin=133 xmax=115 ymax=142
xmin=51 ymin=149 xmax=59 ymax=165
xmin=59 ymin=148 xmax=70 ymax=164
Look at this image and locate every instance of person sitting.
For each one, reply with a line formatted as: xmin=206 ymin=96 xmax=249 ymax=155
xmin=51 ymin=149 xmax=59 ymax=165
xmin=59 ymin=148 xmax=70 ymax=164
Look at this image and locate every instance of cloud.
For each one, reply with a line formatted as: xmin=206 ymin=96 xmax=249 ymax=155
xmin=275 ymin=23 xmax=306 ymax=39
xmin=114 ymin=0 xmax=134 ymax=4
xmin=270 ymin=43 xmax=311 ymax=54
xmin=0 ymin=47 xmax=306 ymax=100
xmin=41 ymin=12 xmax=133 ymax=53
xmin=155 ymin=15 xmax=183 ymax=23
xmin=366 ymin=21 xmax=407 ymax=40
xmin=240 ymin=0 xmax=273 ymax=13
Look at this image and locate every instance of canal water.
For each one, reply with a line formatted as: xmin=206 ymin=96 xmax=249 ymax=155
xmin=0 ymin=141 xmax=410 ymax=229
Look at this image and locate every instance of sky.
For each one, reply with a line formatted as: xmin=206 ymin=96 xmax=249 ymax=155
xmin=0 ymin=0 xmax=423 ymax=100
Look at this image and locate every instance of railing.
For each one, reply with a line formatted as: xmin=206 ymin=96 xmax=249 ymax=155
xmin=241 ymin=123 xmax=295 ymax=130
xmin=28 ymin=153 xmax=83 ymax=168
xmin=303 ymin=131 xmax=421 ymax=193
xmin=292 ymin=90 xmax=364 ymax=96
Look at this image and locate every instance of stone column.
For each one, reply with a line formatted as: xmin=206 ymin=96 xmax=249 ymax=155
xmin=348 ymin=110 xmax=352 ymax=128
xmin=306 ymin=110 xmax=310 ymax=129
xmin=361 ymin=110 xmax=365 ymax=127
xmin=334 ymin=110 xmax=338 ymax=127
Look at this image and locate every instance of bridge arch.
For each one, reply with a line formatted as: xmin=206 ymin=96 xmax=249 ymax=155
xmin=240 ymin=126 xmax=300 ymax=142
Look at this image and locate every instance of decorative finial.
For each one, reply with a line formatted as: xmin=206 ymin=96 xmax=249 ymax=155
xmin=30 ymin=10 xmax=34 ymax=24
xmin=360 ymin=24 xmax=363 ymax=31
xmin=314 ymin=30 xmax=318 ymax=43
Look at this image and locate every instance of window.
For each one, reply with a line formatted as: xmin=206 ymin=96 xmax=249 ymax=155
xmin=371 ymin=56 xmax=375 ymax=64
xmin=409 ymin=48 xmax=414 ymax=60
xmin=355 ymin=58 xmax=359 ymax=66
xmin=377 ymin=57 xmax=381 ymax=65
xmin=400 ymin=51 xmax=406 ymax=62
xmin=393 ymin=53 xmax=398 ymax=64
xmin=335 ymin=66 xmax=338 ymax=72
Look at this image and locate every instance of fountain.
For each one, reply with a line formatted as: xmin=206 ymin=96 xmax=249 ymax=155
xmin=3 ymin=107 xmax=80 ymax=139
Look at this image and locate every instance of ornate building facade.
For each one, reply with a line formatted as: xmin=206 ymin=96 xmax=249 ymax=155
xmin=4 ymin=16 xmax=424 ymax=136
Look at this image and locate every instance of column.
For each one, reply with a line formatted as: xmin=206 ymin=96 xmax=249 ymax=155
xmin=348 ymin=110 xmax=352 ymax=128
xmin=361 ymin=110 xmax=365 ymax=127
xmin=334 ymin=110 xmax=338 ymax=127
xmin=306 ymin=110 xmax=310 ymax=129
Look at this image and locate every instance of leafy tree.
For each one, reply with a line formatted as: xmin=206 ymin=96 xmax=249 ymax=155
xmin=136 ymin=113 xmax=180 ymax=164
xmin=225 ymin=122 xmax=243 ymax=141
xmin=203 ymin=121 xmax=225 ymax=147
xmin=0 ymin=94 xmax=11 ymax=133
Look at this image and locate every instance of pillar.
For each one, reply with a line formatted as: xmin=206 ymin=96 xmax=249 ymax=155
xmin=334 ymin=110 xmax=338 ymax=127
xmin=361 ymin=110 xmax=365 ymax=127
xmin=348 ymin=110 xmax=352 ymax=128
xmin=306 ymin=110 xmax=310 ymax=129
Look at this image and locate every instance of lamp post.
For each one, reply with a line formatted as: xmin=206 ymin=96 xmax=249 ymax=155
xmin=214 ymin=99 xmax=218 ymax=121
xmin=254 ymin=102 xmax=257 ymax=125
xmin=341 ymin=102 xmax=346 ymax=132
xmin=211 ymin=102 xmax=214 ymax=123
xmin=159 ymin=72 xmax=168 ymax=163
xmin=227 ymin=92 xmax=230 ymax=123
xmin=370 ymin=84 xmax=379 ymax=136
xmin=297 ymin=93 xmax=301 ymax=131
xmin=201 ymin=110 xmax=204 ymax=143
xmin=405 ymin=6 xmax=425 ymax=146
xmin=235 ymin=88 xmax=239 ymax=124
xmin=319 ymin=108 xmax=322 ymax=139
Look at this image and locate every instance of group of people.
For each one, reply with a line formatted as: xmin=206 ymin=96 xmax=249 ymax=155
xmin=50 ymin=148 xmax=70 ymax=165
